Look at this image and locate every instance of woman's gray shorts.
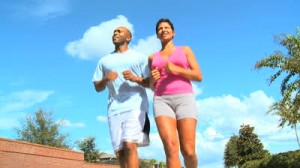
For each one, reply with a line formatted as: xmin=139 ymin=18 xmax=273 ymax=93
xmin=153 ymin=93 xmax=198 ymax=120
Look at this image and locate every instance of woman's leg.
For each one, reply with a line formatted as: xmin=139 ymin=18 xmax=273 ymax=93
xmin=156 ymin=116 xmax=182 ymax=168
xmin=177 ymin=118 xmax=198 ymax=168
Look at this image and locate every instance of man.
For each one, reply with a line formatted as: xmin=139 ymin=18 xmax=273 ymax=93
xmin=92 ymin=26 xmax=150 ymax=168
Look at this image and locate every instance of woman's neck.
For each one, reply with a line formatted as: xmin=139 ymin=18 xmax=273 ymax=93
xmin=161 ymin=41 xmax=175 ymax=51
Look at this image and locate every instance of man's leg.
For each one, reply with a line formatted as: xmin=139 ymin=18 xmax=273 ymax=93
xmin=124 ymin=142 xmax=138 ymax=168
xmin=116 ymin=150 xmax=126 ymax=168
xmin=121 ymin=110 xmax=148 ymax=168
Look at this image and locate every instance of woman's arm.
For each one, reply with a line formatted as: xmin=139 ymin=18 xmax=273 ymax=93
xmin=165 ymin=46 xmax=202 ymax=82
xmin=148 ymin=54 xmax=160 ymax=90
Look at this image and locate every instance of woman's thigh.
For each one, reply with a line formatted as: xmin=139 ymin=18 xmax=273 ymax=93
xmin=177 ymin=118 xmax=197 ymax=152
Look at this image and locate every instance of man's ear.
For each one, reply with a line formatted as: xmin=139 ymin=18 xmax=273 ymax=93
xmin=126 ymin=36 xmax=131 ymax=43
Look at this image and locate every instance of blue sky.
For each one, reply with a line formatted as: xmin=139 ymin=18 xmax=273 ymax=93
xmin=0 ymin=0 xmax=299 ymax=167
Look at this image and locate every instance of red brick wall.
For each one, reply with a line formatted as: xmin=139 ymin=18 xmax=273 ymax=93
xmin=0 ymin=137 xmax=119 ymax=168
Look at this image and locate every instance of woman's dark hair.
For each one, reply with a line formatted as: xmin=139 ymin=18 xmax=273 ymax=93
xmin=155 ymin=18 xmax=175 ymax=34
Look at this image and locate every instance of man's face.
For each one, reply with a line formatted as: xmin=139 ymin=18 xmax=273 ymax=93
xmin=112 ymin=27 xmax=130 ymax=45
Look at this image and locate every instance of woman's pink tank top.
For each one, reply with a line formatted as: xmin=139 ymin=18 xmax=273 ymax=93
xmin=151 ymin=47 xmax=193 ymax=96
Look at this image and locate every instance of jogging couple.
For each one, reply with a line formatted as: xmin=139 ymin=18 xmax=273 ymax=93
xmin=93 ymin=18 xmax=203 ymax=168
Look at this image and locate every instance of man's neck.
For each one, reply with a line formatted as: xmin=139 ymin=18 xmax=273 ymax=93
xmin=114 ymin=45 xmax=129 ymax=53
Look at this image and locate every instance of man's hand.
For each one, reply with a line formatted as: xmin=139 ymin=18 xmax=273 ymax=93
xmin=122 ymin=70 xmax=137 ymax=82
xmin=104 ymin=71 xmax=118 ymax=81
xmin=94 ymin=71 xmax=118 ymax=92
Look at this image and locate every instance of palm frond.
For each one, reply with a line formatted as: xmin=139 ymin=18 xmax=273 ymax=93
xmin=281 ymin=72 xmax=297 ymax=95
xmin=255 ymin=53 xmax=285 ymax=70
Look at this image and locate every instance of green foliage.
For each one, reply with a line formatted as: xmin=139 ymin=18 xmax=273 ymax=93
xmin=242 ymin=150 xmax=300 ymax=168
xmin=224 ymin=125 xmax=270 ymax=167
xmin=255 ymin=28 xmax=300 ymax=147
xmin=236 ymin=125 xmax=269 ymax=166
xmin=241 ymin=156 xmax=271 ymax=168
xmin=76 ymin=137 xmax=102 ymax=163
xmin=15 ymin=109 xmax=69 ymax=149
xmin=139 ymin=159 xmax=153 ymax=168
xmin=158 ymin=161 xmax=167 ymax=168
xmin=139 ymin=159 xmax=159 ymax=168
xmin=224 ymin=135 xmax=239 ymax=167
xmin=265 ymin=150 xmax=300 ymax=168
xmin=225 ymin=125 xmax=300 ymax=168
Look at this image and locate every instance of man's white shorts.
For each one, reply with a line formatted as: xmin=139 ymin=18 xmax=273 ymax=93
xmin=108 ymin=109 xmax=150 ymax=152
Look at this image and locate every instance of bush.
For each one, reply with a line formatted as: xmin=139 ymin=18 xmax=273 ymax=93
xmin=241 ymin=155 xmax=271 ymax=168
xmin=241 ymin=150 xmax=300 ymax=168
xmin=264 ymin=150 xmax=300 ymax=168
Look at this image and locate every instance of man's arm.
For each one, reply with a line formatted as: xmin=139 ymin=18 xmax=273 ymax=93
xmin=93 ymin=79 xmax=108 ymax=92
xmin=122 ymin=70 xmax=150 ymax=87
xmin=94 ymin=71 xmax=118 ymax=92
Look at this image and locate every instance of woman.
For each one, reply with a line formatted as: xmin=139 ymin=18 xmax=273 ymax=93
xmin=149 ymin=18 xmax=203 ymax=168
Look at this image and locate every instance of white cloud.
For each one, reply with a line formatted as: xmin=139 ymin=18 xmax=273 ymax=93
xmin=196 ymin=132 xmax=227 ymax=167
xmin=65 ymin=15 xmax=134 ymax=60
xmin=97 ymin=115 xmax=107 ymax=123
xmin=65 ymin=15 xmax=162 ymax=60
xmin=131 ymin=35 xmax=161 ymax=56
xmin=138 ymin=133 xmax=164 ymax=159
xmin=31 ymin=0 xmax=70 ymax=19
xmin=13 ymin=0 xmax=70 ymax=20
xmin=266 ymin=130 xmax=295 ymax=142
xmin=60 ymin=119 xmax=85 ymax=128
xmin=146 ymin=88 xmax=154 ymax=103
xmin=0 ymin=90 xmax=54 ymax=113
xmin=192 ymin=82 xmax=203 ymax=97
xmin=195 ymin=90 xmax=298 ymax=167
xmin=138 ymin=90 xmax=298 ymax=167
xmin=196 ymin=90 xmax=276 ymax=135
xmin=203 ymin=127 xmax=224 ymax=140
xmin=0 ymin=90 xmax=54 ymax=130
xmin=0 ymin=117 xmax=20 ymax=130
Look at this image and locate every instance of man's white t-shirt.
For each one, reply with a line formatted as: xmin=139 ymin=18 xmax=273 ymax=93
xmin=93 ymin=49 xmax=149 ymax=117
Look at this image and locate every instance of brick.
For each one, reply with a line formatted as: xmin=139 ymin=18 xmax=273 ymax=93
xmin=0 ymin=137 xmax=119 ymax=168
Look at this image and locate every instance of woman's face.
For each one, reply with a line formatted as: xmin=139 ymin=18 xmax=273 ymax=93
xmin=156 ymin=22 xmax=175 ymax=42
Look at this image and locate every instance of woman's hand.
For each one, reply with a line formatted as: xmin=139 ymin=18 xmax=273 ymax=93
xmin=165 ymin=61 xmax=179 ymax=74
xmin=151 ymin=68 xmax=160 ymax=82
xmin=150 ymin=68 xmax=160 ymax=90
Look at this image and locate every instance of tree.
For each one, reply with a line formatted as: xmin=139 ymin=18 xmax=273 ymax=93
xmin=237 ymin=124 xmax=269 ymax=166
xmin=15 ymin=109 xmax=69 ymax=149
xmin=255 ymin=28 xmax=300 ymax=147
xmin=149 ymin=159 xmax=157 ymax=166
xmin=139 ymin=158 xmax=157 ymax=168
xmin=158 ymin=161 xmax=167 ymax=168
xmin=76 ymin=137 xmax=102 ymax=163
xmin=224 ymin=135 xmax=239 ymax=168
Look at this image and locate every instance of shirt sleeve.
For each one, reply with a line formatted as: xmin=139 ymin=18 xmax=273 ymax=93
xmin=92 ymin=60 xmax=104 ymax=82
xmin=139 ymin=54 xmax=149 ymax=78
